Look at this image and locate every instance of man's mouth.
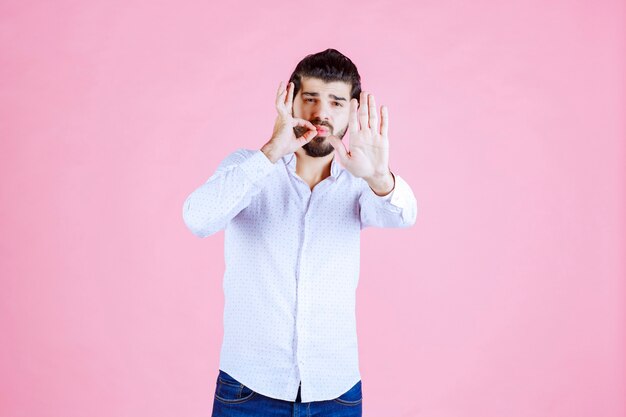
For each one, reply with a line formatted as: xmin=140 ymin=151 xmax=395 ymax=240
xmin=314 ymin=125 xmax=329 ymax=134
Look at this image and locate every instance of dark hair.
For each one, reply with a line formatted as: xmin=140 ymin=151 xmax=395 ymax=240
xmin=288 ymin=48 xmax=362 ymax=102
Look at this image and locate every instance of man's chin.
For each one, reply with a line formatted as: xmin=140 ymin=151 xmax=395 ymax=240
xmin=307 ymin=136 xmax=328 ymax=146
xmin=302 ymin=139 xmax=334 ymax=157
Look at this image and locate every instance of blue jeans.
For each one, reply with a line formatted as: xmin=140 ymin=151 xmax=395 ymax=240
xmin=211 ymin=369 xmax=363 ymax=417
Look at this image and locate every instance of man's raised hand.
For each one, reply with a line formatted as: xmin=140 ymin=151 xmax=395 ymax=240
xmin=328 ymin=91 xmax=394 ymax=195
xmin=261 ymin=81 xmax=318 ymax=163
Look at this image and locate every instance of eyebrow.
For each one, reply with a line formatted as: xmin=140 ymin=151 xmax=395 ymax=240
xmin=302 ymin=92 xmax=347 ymax=102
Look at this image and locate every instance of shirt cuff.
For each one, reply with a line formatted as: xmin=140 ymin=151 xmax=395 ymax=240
xmin=387 ymin=174 xmax=412 ymax=208
xmin=378 ymin=188 xmax=395 ymax=201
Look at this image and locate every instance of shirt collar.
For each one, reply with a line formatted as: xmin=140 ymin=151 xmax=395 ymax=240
xmin=282 ymin=152 xmax=342 ymax=180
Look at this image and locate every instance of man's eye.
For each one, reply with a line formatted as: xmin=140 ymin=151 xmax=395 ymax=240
xmin=303 ymin=98 xmax=342 ymax=107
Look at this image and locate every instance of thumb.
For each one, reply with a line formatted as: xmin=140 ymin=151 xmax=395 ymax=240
xmin=328 ymin=135 xmax=349 ymax=162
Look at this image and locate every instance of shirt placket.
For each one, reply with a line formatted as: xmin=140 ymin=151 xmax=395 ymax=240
xmin=294 ymin=184 xmax=312 ymax=384
xmin=290 ymin=170 xmax=333 ymax=402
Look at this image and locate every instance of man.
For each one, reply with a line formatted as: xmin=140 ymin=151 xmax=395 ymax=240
xmin=182 ymin=48 xmax=417 ymax=416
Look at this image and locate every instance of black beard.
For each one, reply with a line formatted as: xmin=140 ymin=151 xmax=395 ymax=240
xmin=294 ymin=125 xmax=348 ymax=158
xmin=302 ymin=136 xmax=335 ymax=157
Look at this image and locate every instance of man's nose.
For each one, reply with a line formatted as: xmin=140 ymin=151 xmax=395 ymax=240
xmin=311 ymin=101 xmax=331 ymax=121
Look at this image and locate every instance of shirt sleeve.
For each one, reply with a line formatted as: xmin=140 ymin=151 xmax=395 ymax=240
xmin=182 ymin=148 xmax=278 ymax=238
xmin=359 ymin=171 xmax=418 ymax=230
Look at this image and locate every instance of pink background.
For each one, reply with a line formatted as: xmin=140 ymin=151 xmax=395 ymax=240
xmin=1 ymin=1 xmax=624 ymax=416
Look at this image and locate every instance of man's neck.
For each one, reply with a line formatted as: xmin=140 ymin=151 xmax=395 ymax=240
xmin=294 ymin=149 xmax=334 ymax=185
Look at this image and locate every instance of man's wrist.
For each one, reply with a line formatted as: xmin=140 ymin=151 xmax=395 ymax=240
xmin=260 ymin=143 xmax=281 ymax=164
xmin=366 ymin=171 xmax=395 ymax=196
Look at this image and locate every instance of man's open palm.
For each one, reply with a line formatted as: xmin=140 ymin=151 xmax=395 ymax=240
xmin=328 ymin=91 xmax=390 ymax=181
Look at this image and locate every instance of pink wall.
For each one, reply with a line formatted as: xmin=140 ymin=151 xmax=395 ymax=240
xmin=1 ymin=1 xmax=624 ymax=416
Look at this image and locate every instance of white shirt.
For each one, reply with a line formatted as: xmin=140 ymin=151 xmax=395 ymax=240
xmin=182 ymin=148 xmax=417 ymax=402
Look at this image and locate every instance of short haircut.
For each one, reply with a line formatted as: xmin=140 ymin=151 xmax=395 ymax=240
xmin=288 ymin=48 xmax=362 ymax=102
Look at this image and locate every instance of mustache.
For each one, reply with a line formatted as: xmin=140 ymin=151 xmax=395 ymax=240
xmin=293 ymin=121 xmax=332 ymax=137
xmin=310 ymin=120 xmax=332 ymax=129
xmin=293 ymin=126 xmax=310 ymax=138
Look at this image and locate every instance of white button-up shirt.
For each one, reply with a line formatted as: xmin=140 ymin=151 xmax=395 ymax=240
xmin=182 ymin=148 xmax=417 ymax=402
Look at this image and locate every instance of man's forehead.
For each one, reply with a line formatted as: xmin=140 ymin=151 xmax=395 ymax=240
xmin=299 ymin=77 xmax=351 ymax=97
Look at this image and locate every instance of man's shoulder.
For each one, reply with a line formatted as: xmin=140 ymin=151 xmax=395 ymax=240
xmin=228 ymin=148 xmax=260 ymax=159
xmin=218 ymin=148 xmax=272 ymax=166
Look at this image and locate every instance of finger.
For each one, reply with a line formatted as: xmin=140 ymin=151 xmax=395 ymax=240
xmin=368 ymin=94 xmax=378 ymax=131
xmin=349 ymin=98 xmax=359 ymax=135
xmin=276 ymin=81 xmax=286 ymax=110
xmin=358 ymin=91 xmax=369 ymax=130
xmin=296 ymin=128 xmax=318 ymax=145
xmin=276 ymin=81 xmax=283 ymax=95
xmin=292 ymin=118 xmax=317 ymax=132
xmin=285 ymin=82 xmax=295 ymax=113
xmin=284 ymin=82 xmax=290 ymax=106
xmin=328 ymin=135 xmax=349 ymax=162
xmin=380 ymin=105 xmax=388 ymax=137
